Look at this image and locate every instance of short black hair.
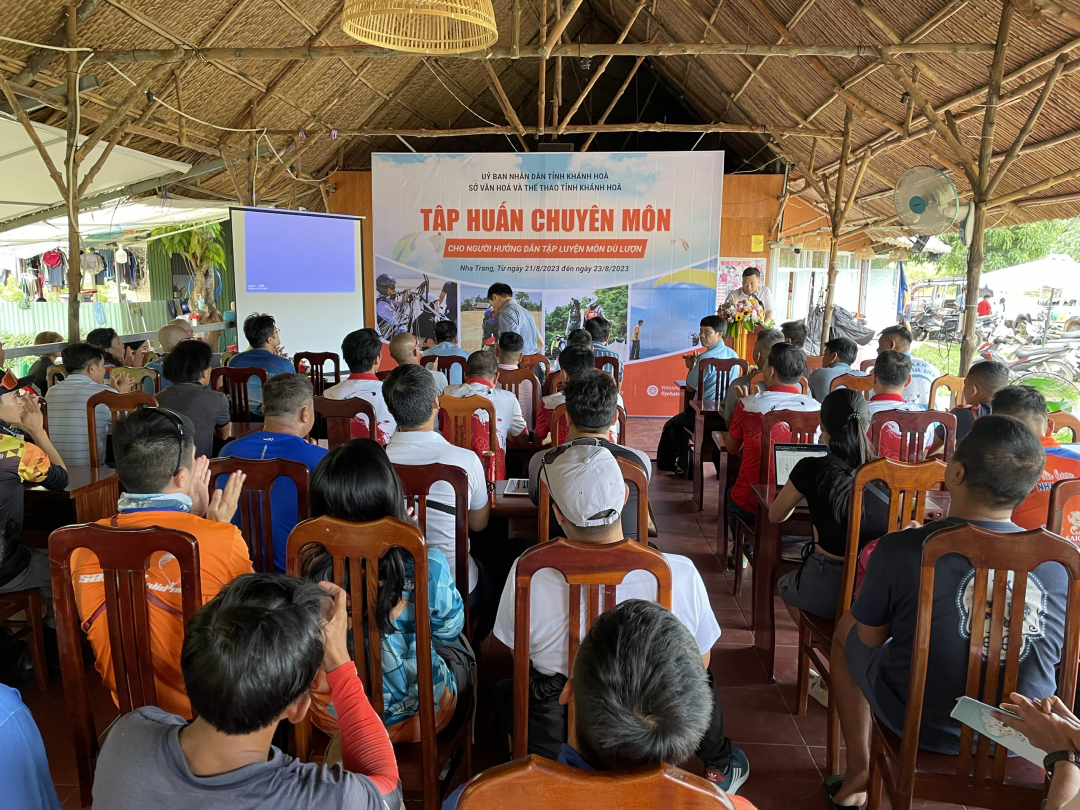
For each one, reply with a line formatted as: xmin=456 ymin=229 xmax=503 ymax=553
xmin=880 ymin=324 xmax=914 ymax=349
xmin=262 ymin=373 xmax=314 ymax=418
xmin=767 ymin=342 xmax=805 ymax=384
xmin=243 ymin=313 xmax=278 ymax=348
xmin=162 ymin=339 xmax=213 ymax=384
xmin=61 ymin=342 xmax=105 ymax=373
xmin=498 ymin=331 xmax=524 ymax=355
xmin=584 ymin=317 xmax=610 ymax=343
xmin=565 ymin=369 xmax=618 ymax=432
xmin=559 ymin=344 xmax=595 ymax=379
xmin=487 ymin=282 xmax=513 ymax=299
xmin=85 ymin=328 xmax=118 ymax=350
xmin=966 ymin=360 xmax=1010 ymax=393
xmin=742 ymin=267 xmax=761 ymax=278
xmin=782 ymin=320 xmax=808 ymax=349
xmin=383 ymin=363 xmax=438 ymax=428
xmin=873 ymin=350 xmax=912 ymax=388
xmin=113 ymin=407 xmax=196 ymax=493
xmin=573 ymin=599 xmax=711 ymax=770
xmin=991 ymin=385 xmax=1048 ymax=429
xmin=824 ymin=336 xmax=858 ymax=365
xmin=567 ymin=329 xmax=592 ymax=346
xmin=181 ymin=573 xmax=330 ymax=735
xmin=434 ymin=320 xmax=457 ymax=344
xmin=341 ymin=328 xmax=382 ymax=373
xmin=952 ymin=414 xmax=1045 ymax=508
xmin=637 ymin=319 xmax=644 ymax=325
xmin=465 ymin=350 xmax=498 ymax=379
xmin=700 ymin=315 xmax=723 ymax=333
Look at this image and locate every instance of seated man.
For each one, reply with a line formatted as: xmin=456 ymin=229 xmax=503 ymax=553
xmin=227 ymin=313 xmax=294 ymax=419
xmin=992 ymin=385 xmax=1080 ymax=529
xmin=780 ymin=319 xmax=807 ymax=350
xmin=147 ymin=319 xmax=196 ymax=389
xmin=382 ymin=364 xmax=490 ymax=602
xmin=0 ymin=684 xmax=63 ymax=810
xmin=0 ymin=374 xmax=67 ymax=606
xmin=423 ymin=320 xmax=470 ymax=360
xmin=91 ymin=574 xmax=401 ymax=810
xmin=723 ymin=343 xmax=820 ymax=526
xmin=827 ymin=415 xmax=1062 ymax=807
xmin=565 ymin=328 xmax=592 ymax=348
xmin=323 ymin=327 xmax=396 ymax=444
xmin=71 ymin=408 xmax=253 ymax=718
xmin=537 ymin=345 xmax=624 ymax=445
xmin=658 ymin=315 xmax=737 ymax=476
xmin=442 ymin=351 xmax=527 ymax=480
xmin=156 ymin=340 xmax=231 ymax=460
xmin=723 ymin=328 xmax=784 ymax=425
xmin=529 ymin=370 xmax=650 ymax=542
xmin=44 ymin=343 xmax=134 ymax=467
xmin=928 ymin=359 xmax=1009 ymax=455
xmin=219 ymin=374 xmax=327 ymax=572
xmin=584 ymin=316 xmax=622 ymax=381
xmin=390 ymin=331 xmax=448 ymax=392
xmin=496 ymin=331 xmax=536 ymax=428
xmin=865 ymin=350 xmax=921 ymax=460
xmin=447 ymin=600 xmax=756 ymax=810
xmin=877 ymin=324 xmax=938 ymax=408
xmin=494 ymin=445 xmax=748 ymax=792
xmin=809 ymin=336 xmax=862 ymax=402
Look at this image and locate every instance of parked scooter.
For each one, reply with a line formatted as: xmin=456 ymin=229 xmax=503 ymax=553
xmin=911 ymin=305 xmax=961 ymax=343
xmin=978 ymin=336 xmax=1079 ymax=379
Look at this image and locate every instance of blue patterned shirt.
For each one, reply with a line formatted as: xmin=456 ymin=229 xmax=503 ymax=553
xmin=687 ymin=341 xmax=738 ymax=396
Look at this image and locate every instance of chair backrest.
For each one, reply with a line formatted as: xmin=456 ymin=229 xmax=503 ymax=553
xmin=594 ymin=354 xmax=622 ymax=382
xmin=393 ymin=462 xmax=471 ymax=629
xmin=85 ymin=390 xmax=158 ymax=467
xmin=869 ymin=410 xmax=958 ymax=463
xmin=830 ymin=372 xmax=875 ymax=399
xmin=208 ymin=457 xmax=310 ymax=573
xmin=426 ymin=354 xmax=467 ymax=385
xmin=757 ymin=409 xmax=821 ymax=486
xmin=1051 ymin=411 xmax=1080 ymax=443
xmin=439 ymin=394 xmax=498 ymax=486
xmin=115 ymin=366 xmax=160 ymax=393
xmin=838 ymin=459 xmax=947 ymax=619
xmin=537 ymin=455 xmax=648 ymax=543
xmin=1048 ymin=477 xmax=1080 ymax=536
xmin=542 ymin=369 xmax=567 ymax=397
xmin=519 ymin=353 xmax=551 ymax=380
xmin=286 ymin=516 xmax=440 ymax=796
xmin=457 ymin=755 xmax=736 ymax=810
xmin=929 ymin=373 xmax=966 ymax=411
xmin=859 ymin=359 xmax=876 ymax=372
xmin=293 ymin=352 xmax=341 ymax=396
xmin=548 ymin=403 xmax=627 ymax=448
xmin=511 ymin=537 xmax=672 ymax=759
xmin=49 ymin=523 xmax=202 ymax=808
xmin=313 ymin=395 xmax=378 ymax=448
xmin=805 ymin=354 xmax=824 ymax=372
xmin=375 ymin=369 xmax=392 ymax=381
xmin=748 ymin=369 xmax=810 ymax=395
xmin=496 ymin=366 xmax=541 ymax=430
xmin=695 ymin=358 xmax=750 ymax=408
xmin=47 ymin=363 xmax=66 ymax=388
xmin=210 ymin=366 xmax=268 ymax=421
xmin=897 ymin=523 xmax=1080 ymax=803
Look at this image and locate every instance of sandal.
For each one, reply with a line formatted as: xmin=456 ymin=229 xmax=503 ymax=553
xmin=823 ymin=774 xmax=861 ymax=810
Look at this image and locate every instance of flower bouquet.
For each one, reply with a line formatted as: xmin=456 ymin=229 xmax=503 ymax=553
xmin=717 ymin=298 xmax=770 ymax=339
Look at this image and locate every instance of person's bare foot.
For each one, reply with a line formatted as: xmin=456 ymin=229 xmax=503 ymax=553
xmin=827 ymin=772 xmax=868 ymax=808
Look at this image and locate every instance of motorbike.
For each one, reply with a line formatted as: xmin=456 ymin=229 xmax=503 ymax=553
xmin=978 ymin=336 xmax=1079 ymax=379
xmin=910 ymin=305 xmax=961 ymax=343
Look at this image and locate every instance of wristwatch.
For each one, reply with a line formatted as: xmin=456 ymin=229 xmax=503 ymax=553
xmin=1043 ymin=749 xmax=1080 ymax=777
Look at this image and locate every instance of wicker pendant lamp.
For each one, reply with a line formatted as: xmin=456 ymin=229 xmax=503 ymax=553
xmin=341 ymin=0 xmax=498 ymax=54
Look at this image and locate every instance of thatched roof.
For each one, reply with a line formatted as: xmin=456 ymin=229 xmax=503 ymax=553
xmin=3 ymin=0 xmax=1080 ymax=238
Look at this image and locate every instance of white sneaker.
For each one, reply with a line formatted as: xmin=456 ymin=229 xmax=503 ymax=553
xmin=808 ymin=669 xmax=829 ymax=708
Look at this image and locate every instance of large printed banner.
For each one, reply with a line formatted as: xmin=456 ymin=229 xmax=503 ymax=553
xmin=371 ymin=152 xmax=725 ymax=415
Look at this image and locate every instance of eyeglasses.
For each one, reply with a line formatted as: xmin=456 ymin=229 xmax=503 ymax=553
xmin=137 ymin=405 xmax=186 ymax=477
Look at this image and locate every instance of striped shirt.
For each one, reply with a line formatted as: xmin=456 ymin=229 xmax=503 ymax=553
xmin=44 ymin=375 xmax=113 ymax=467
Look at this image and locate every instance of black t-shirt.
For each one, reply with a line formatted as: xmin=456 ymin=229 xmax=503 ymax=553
xmin=0 ymin=434 xmax=68 ymax=586
xmin=788 ymin=454 xmax=889 ymax=557
xmin=934 ymin=403 xmax=990 ymax=442
xmin=27 ymin=356 xmax=53 ymax=396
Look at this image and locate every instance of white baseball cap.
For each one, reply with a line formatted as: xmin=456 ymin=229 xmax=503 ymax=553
xmin=541 ymin=443 xmax=625 ymax=527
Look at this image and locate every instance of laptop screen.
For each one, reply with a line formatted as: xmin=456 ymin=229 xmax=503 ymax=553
xmin=773 ymin=443 xmax=829 ymax=487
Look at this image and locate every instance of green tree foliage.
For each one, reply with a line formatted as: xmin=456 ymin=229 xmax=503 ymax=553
xmin=594 ymin=286 xmax=628 ymax=342
xmin=928 ymin=218 xmax=1080 ymax=276
xmin=515 ymin=292 xmax=542 ymax=312
xmin=151 ymin=222 xmax=227 ymax=333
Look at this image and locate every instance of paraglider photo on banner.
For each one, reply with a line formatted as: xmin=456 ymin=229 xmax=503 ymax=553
xmin=629 ymin=263 xmax=719 ymax=361
xmin=544 ymin=286 xmax=629 ymax=361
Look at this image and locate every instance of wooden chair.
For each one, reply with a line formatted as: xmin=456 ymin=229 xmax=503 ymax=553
xmin=805 ymin=354 xmax=824 ymax=372
xmin=0 ymin=589 xmax=47 ymax=691
xmin=860 ymin=359 xmax=876 ymax=372
xmin=929 ymin=373 xmax=966 ymax=411
xmin=870 ymin=410 xmax=958 ymax=463
xmin=393 ymin=463 xmax=473 ymax=632
xmin=85 ymin=390 xmax=157 ymax=467
xmin=456 ymin=755 xmax=737 ymax=810
xmin=210 ymin=366 xmax=268 ymax=421
xmin=312 ymin=396 xmax=380 ymax=447
xmin=47 ymin=363 xmax=66 ymax=387
xmin=548 ymin=403 xmax=627 ymax=447
xmin=208 ymin=457 xmax=310 ymax=573
xmin=286 ymin=516 xmax=472 ymax=810
xmin=115 ymin=365 xmax=160 ymax=393
xmin=542 ymin=369 xmax=567 ymax=397
xmin=536 ymin=455 xmax=649 ymax=544
xmin=866 ymin=522 xmax=1080 ymax=810
xmin=1048 ymin=477 xmax=1080 ymax=535
xmin=519 ymin=353 xmax=551 ymax=381
xmin=49 ymin=523 xmax=202 ymax=808
xmin=1050 ymin=410 xmax=1080 ymax=442
xmin=594 ymin=353 xmax=622 ymax=382
xmin=376 ymin=369 xmax=392 ymax=381
xmin=293 ymin=351 xmax=341 ymax=396
xmin=426 ymin=354 xmax=467 ymax=386
xmin=511 ymin=537 xmax=672 ymax=758
xmin=797 ymin=459 xmax=947 ymax=777
xmin=732 ymin=409 xmax=820 ymax=598
xmin=496 ymin=366 xmax=541 ymax=431
xmin=830 ymin=372 xmax=875 ymax=399
xmin=690 ymin=358 xmax=749 ymax=510
xmin=439 ymin=394 xmax=498 ymax=488
xmin=748 ymin=369 xmax=811 ymax=394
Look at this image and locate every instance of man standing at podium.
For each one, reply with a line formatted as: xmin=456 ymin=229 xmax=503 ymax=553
xmin=723 ymin=267 xmax=775 ymax=325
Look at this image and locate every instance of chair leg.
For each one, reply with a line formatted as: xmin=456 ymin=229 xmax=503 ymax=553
xmin=826 ymin=694 xmax=841 ymax=777
xmin=732 ymin=523 xmax=744 ymax=596
xmin=25 ymin=591 xmax=47 ymax=692
xmin=866 ymin=750 xmax=884 ymax=810
xmin=717 ymin=455 xmax=729 ymax=571
xmin=796 ymin=619 xmax=810 ymax=716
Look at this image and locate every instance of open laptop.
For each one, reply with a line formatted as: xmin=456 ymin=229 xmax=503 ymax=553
xmin=773 ymin=443 xmax=830 ymax=495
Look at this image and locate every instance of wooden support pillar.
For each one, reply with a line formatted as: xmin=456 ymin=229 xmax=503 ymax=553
xmin=65 ymin=5 xmax=82 ymax=343
xmin=821 ymin=108 xmax=852 ymax=345
xmin=538 ymin=0 xmax=547 ymax=136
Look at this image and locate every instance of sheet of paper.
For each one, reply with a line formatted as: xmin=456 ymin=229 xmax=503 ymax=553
xmin=950 ymin=696 xmax=1045 ymax=766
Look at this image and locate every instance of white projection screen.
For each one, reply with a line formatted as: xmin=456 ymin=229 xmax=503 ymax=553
xmin=230 ymin=207 xmax=365 ymax=356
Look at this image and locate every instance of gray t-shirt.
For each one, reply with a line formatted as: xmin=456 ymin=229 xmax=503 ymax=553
xmin=156 ymin=383 xmax=231 ymax=460
xmin=92 ymin=707 xmax=386 ymax=810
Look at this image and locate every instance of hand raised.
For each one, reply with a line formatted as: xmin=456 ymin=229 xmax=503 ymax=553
xmin=206 ymin=470 xmax=245 ymax=523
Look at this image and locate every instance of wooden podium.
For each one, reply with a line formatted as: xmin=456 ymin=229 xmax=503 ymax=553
xmin=725 ymin=324 xmax=763 ymax=364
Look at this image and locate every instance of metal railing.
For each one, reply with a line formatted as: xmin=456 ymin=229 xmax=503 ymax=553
xmin=3 ymin=320 xmax=235 ymax=360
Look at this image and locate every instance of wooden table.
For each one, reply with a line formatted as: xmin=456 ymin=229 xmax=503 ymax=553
xmin=691 ymin=399 xmax=725 ymax=511
xmin=23 ymin=466 xmax=120 ymax=548
xmin=492 ymin=480 xmax=538 ymax=517
xmin=749 ymin=483 xmax=950 ymax=682
xmin=229 ymin=421 xmax=262 ymax=438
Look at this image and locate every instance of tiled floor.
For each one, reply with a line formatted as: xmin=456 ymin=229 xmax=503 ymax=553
xmin=7 ymin=416 xmax=968 ymax=809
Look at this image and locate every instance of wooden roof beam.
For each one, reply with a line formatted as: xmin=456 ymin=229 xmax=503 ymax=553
xmin=481 ymin=60 xmax=530 ymax=148
xmin=848 ymin=0 xmax=944 ymax=85
xmin=540 ymin=0 xmax=586 ymax=58
xmin=580 ymin=55 xmax=647 ymax=151
xmin=13 ymin=0 xmax=103 ymax=85
xmin=322 ymin=121 xmax=841 ymax=137
xmin=732 ymin=0 xmax=817 ymax=102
